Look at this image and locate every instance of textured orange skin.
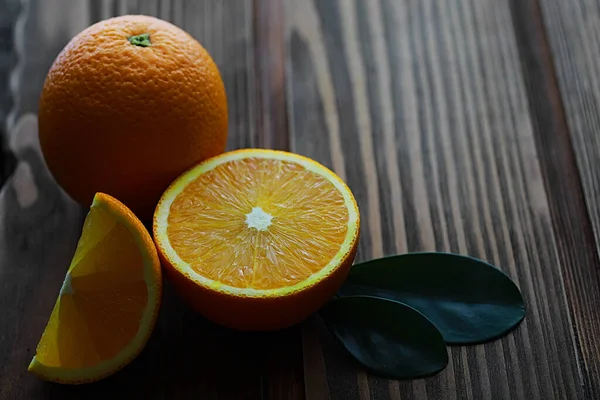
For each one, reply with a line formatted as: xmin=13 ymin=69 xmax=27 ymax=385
xmin=156 ymin=232 xmax=359 ymax=331
xmin=38 ymin=15 xmax=228 ymax=220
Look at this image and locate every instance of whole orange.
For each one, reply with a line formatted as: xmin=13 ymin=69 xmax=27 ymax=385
xmin=38 ymin=15 xmax=228 ymax=220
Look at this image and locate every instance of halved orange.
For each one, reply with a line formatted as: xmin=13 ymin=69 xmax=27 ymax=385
xmin=153 ymin=149 xmax=360 ymax=331
xmin=28 ymin=193 xmax=162 ymax=384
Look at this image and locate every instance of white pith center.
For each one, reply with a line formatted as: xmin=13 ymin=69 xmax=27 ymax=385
xmin=245 ymin=207 xmax=273 ymax=231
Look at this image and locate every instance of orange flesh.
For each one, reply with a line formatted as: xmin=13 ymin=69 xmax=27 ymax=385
xmin=35 ymin=206 xmax=147 ymax=368
xmin=167 ymin=157 xmax=349 ymax=289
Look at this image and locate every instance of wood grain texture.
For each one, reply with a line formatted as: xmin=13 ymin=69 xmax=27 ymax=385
xmin=511 ymin=0 xmax=600 ymax=398
xmin=534 ymin=0 xmax=600 ymax=395
xmin=253 ymin=0 xmax=290 ymax=150
xmin=0 ymin=1 xmax=303 ymax=399
xmin=285 ymin=0 xmax=586 ymax=399
xmin=538 ymin=0 xmax=600 ymax=257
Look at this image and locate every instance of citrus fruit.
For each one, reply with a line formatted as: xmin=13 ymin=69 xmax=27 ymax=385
xmin=38 ymin=15 xmax=228 ymax=220
xmin=28 ymin=193 xmax=162 ymax=384
xmin=153 ymin=149 xmax=360 ymax=331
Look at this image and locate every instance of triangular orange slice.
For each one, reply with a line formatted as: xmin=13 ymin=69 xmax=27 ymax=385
xmin=28 ymin=193 xmax=162 ymax=384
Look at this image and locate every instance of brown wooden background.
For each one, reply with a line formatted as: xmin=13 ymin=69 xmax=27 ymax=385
xmin=1 ymin=0 xmax=599 ymax=399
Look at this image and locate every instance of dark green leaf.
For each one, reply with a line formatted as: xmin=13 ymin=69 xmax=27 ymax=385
xmin=339 ymin=252 xmax=525 ymax=344
xmin=319 ymin=296 xmax=448 ymax=380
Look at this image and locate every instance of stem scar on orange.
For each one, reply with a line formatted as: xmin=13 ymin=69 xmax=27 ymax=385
xmin=153 ymin=149 xmax=361 ymax=331
xmin=38 ymin=15 xmax=228 ymax=220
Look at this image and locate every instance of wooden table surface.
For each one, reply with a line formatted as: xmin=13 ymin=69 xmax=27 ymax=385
xmin=1 ymin=0 xmax=600 ymax=399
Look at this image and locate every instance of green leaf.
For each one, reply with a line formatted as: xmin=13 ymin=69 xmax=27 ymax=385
xmin=319 ymin=296 xmax=448 ymax=380
xmin=339 ymin=252 xmax=525 ymax=344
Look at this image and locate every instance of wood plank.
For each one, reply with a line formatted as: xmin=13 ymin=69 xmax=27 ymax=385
xmin=0 ymin=1 xmax=302 ymax=399
xmin=535 ymin=0 xmax=600 ymax=398
xmin=538 ymin=0 xmax=600 ymax=257
xmin=253 ymin=0 xmax=290 ymax=150
xmin=284 ymin=0 xmax=585 ymax=399
xmin=509 ymin=1 xmax=600 ymax=398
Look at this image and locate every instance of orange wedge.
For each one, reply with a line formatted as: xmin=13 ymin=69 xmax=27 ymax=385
xmin=28 ymin=193 xmax=162 ymax=384
xmin=153 ymin=149 xmax=360 ymax=331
